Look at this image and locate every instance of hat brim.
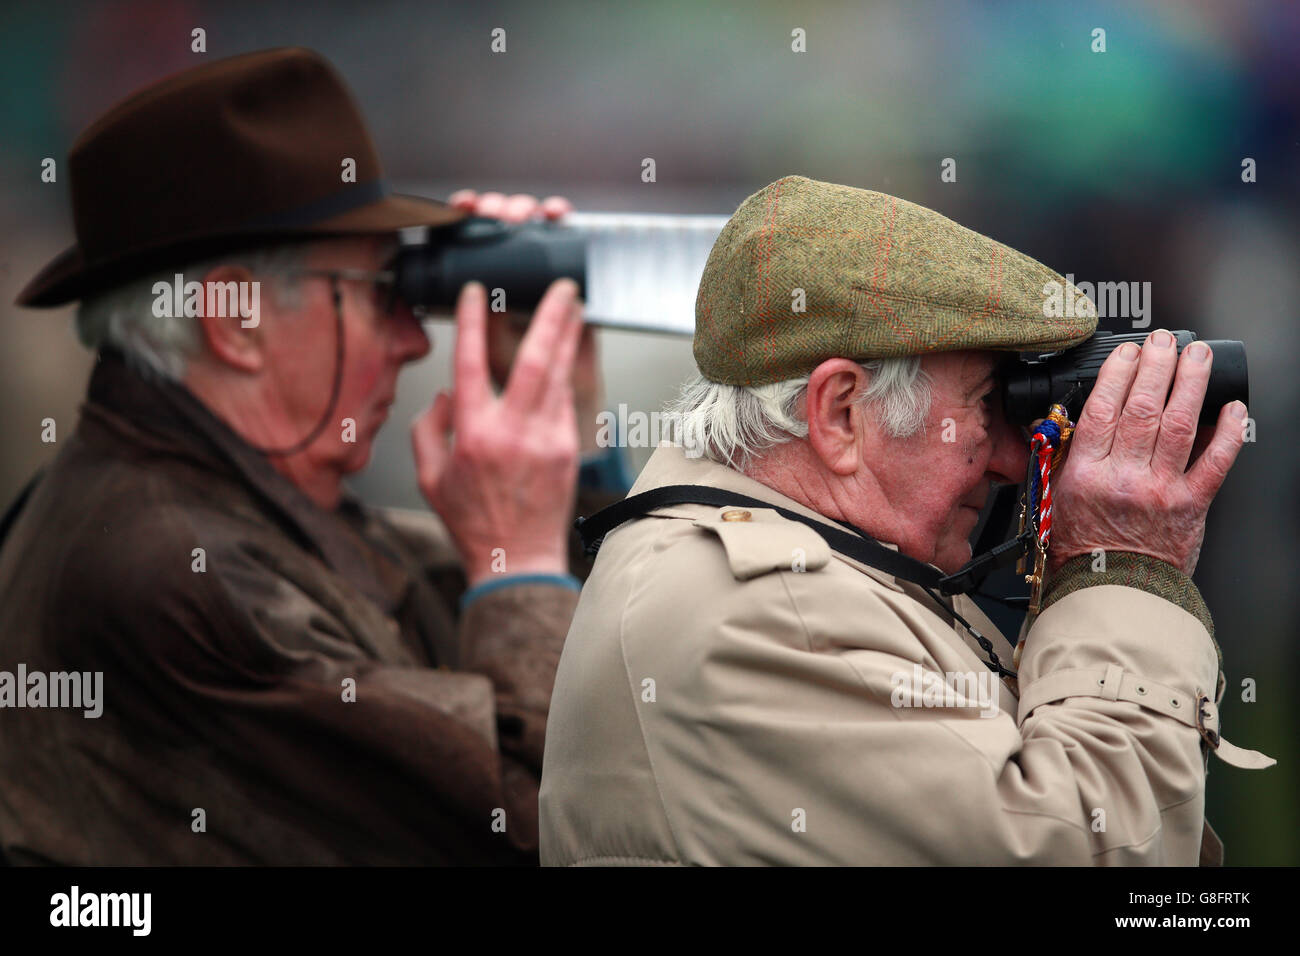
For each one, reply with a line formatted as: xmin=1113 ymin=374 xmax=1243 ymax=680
xmin=16 ymin=192 xmax=466 ymax=307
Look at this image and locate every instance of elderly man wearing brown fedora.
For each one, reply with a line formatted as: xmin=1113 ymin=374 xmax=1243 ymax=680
xmin=0 ymin=48 xmax=607 ymax=864
xmin=540 ymin=176 xmax=1274 ymax=866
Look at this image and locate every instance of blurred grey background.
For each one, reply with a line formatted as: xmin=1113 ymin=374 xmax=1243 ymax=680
xmin=1 ymin=0 xmax=1296 ymax=864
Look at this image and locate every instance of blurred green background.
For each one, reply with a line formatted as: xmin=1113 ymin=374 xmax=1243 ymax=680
xmin=1 ymin=0 xmax=1295 ymax=864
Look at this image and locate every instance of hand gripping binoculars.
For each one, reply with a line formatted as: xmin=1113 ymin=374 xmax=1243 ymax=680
xmin=1000 ymin=330 xmax=1248 ymax=426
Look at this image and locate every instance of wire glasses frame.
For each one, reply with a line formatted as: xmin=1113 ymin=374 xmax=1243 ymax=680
xmin=276 ymin=267 xmax=401 ymax=315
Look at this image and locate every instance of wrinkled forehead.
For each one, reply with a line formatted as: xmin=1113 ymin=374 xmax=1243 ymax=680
xmin=921 ymin=349 xmax=1003 ymax=391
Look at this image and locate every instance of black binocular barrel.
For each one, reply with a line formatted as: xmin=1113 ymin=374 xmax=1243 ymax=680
xmin=1001 ymin=330 xmax=1249 ymax=426
xmin=394 ymin=219 xmax=587 ymax=312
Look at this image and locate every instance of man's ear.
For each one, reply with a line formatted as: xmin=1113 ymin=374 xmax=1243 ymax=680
xmin=195 ymin=264 xmax=264 ymax=373
xmin=806 ymin=358 xmax=869 ymax=476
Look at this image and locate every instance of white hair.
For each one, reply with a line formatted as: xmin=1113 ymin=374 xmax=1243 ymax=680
xmin=74 ymin=241 xmax=316 ymax=383
xmin=668 ymin=357 xmax=932 ymax=470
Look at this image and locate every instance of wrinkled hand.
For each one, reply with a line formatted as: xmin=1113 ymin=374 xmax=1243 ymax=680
xmin=1047 ymin=330 xmax=1248 ymax=577
xmin=449 ymin=189 xmax=603 ymax=451
xmin=412 ymin=279 xmax=583 ymax=587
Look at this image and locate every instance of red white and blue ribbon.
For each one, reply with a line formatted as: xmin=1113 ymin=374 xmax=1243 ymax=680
xmin=1027 ymin=405 xmax=1074 ymax=552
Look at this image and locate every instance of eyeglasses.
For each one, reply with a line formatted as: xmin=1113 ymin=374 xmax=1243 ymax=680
xmin=276 ymin=267 xmax=401 ymax=315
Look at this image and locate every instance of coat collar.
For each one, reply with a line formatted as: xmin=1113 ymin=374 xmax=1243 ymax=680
xmin=629 ymin=443 xmax=929 ymax=593
xmin=77 ymin=348 xmax=410 ymax=613
xmin=630 ymin=444 xmax=1019 ymax=682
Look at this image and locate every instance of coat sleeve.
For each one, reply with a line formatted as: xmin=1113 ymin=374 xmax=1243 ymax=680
xmin=98 ymin=522 xmax=568 ymax=864
xmin=362 ymin=503 xmax=579 ymax=772
xmin=456 ymin=583 xmax=578 ymax=772
xmin=630 ymin=548 xmax=1266 ymax=865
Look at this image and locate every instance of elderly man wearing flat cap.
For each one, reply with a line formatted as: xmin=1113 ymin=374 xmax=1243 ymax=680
xmin=540 ymin=175 xmax=1274 ymax=866
xmin=0 ymin=48 xmax=614 ymax=864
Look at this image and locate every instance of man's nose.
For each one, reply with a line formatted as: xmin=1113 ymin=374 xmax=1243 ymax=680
xmin=391 ymin=304 xmax=432 ymax=363
xmin=987 ymin=413 xmax=1029 ymax=485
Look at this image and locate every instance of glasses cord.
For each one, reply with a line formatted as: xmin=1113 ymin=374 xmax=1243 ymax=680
xmin=244 ymin=277 xmax=347 ymax=458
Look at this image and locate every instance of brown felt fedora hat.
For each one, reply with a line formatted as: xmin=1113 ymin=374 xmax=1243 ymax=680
xmin=17 ymin=47 xmax=466 ymax=307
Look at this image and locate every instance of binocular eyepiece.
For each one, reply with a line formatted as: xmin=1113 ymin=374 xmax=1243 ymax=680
xmin=1000 ymin=330 xmax=1249 ymax=426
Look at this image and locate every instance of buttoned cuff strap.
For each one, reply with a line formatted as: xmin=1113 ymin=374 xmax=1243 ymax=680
xmin=1017 ymin=666 xmax=1276 ymax=770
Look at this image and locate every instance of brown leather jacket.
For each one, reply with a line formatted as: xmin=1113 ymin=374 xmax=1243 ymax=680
xmin=0 ymin=349 xmax=590 ymax=864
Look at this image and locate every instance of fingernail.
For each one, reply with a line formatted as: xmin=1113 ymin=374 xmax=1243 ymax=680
xmin=1150 ymin=329 xmax=1173 ymax=348
xmin=1230 ymin=401 xmax=1248 ymax=420
xmin=1117 ymin=342 xmax=1139 ymax=361
xmin=1187 ymin=341 xmax=1211 ymax=363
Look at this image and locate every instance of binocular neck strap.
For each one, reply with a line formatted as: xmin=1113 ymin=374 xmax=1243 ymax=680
xmin=573 ymin=483 xmax=1031 ymax=596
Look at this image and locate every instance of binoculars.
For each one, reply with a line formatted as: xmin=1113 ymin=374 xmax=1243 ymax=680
xmin=393 ymin=218 xmax=1249 ymax=425
xmin=1000 ymin=331 xmax=1249 ymax=426
xmin=393 ymin=217 xmax=587 ymax=314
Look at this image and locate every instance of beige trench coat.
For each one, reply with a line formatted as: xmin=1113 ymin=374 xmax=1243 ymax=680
xmin=540 ymin=444 xmax=1274 ymax=865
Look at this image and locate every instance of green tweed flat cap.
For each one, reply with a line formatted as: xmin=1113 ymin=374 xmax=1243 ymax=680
xmin=694 ymin=176 xmax=1098 ymax=386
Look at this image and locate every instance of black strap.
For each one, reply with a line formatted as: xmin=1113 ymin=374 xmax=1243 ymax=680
xmin=973 ymin=483 xmax=1018 ymax=558
xmin=574 ymin=484 xmax=1032 ymax=597
xmin=241 ymin=279 xmax=346 ymax=457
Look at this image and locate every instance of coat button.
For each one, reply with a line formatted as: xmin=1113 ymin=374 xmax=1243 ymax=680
xmin=721 ymin=509 xmax=752 ymax=522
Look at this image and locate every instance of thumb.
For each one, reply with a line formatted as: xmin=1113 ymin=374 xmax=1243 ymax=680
xmin=412 ymin=390 xmax=454 ymax=499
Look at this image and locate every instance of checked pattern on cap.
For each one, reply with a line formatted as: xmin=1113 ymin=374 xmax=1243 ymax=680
xmin=694 ymin=176 xmax=1098 ymax=387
